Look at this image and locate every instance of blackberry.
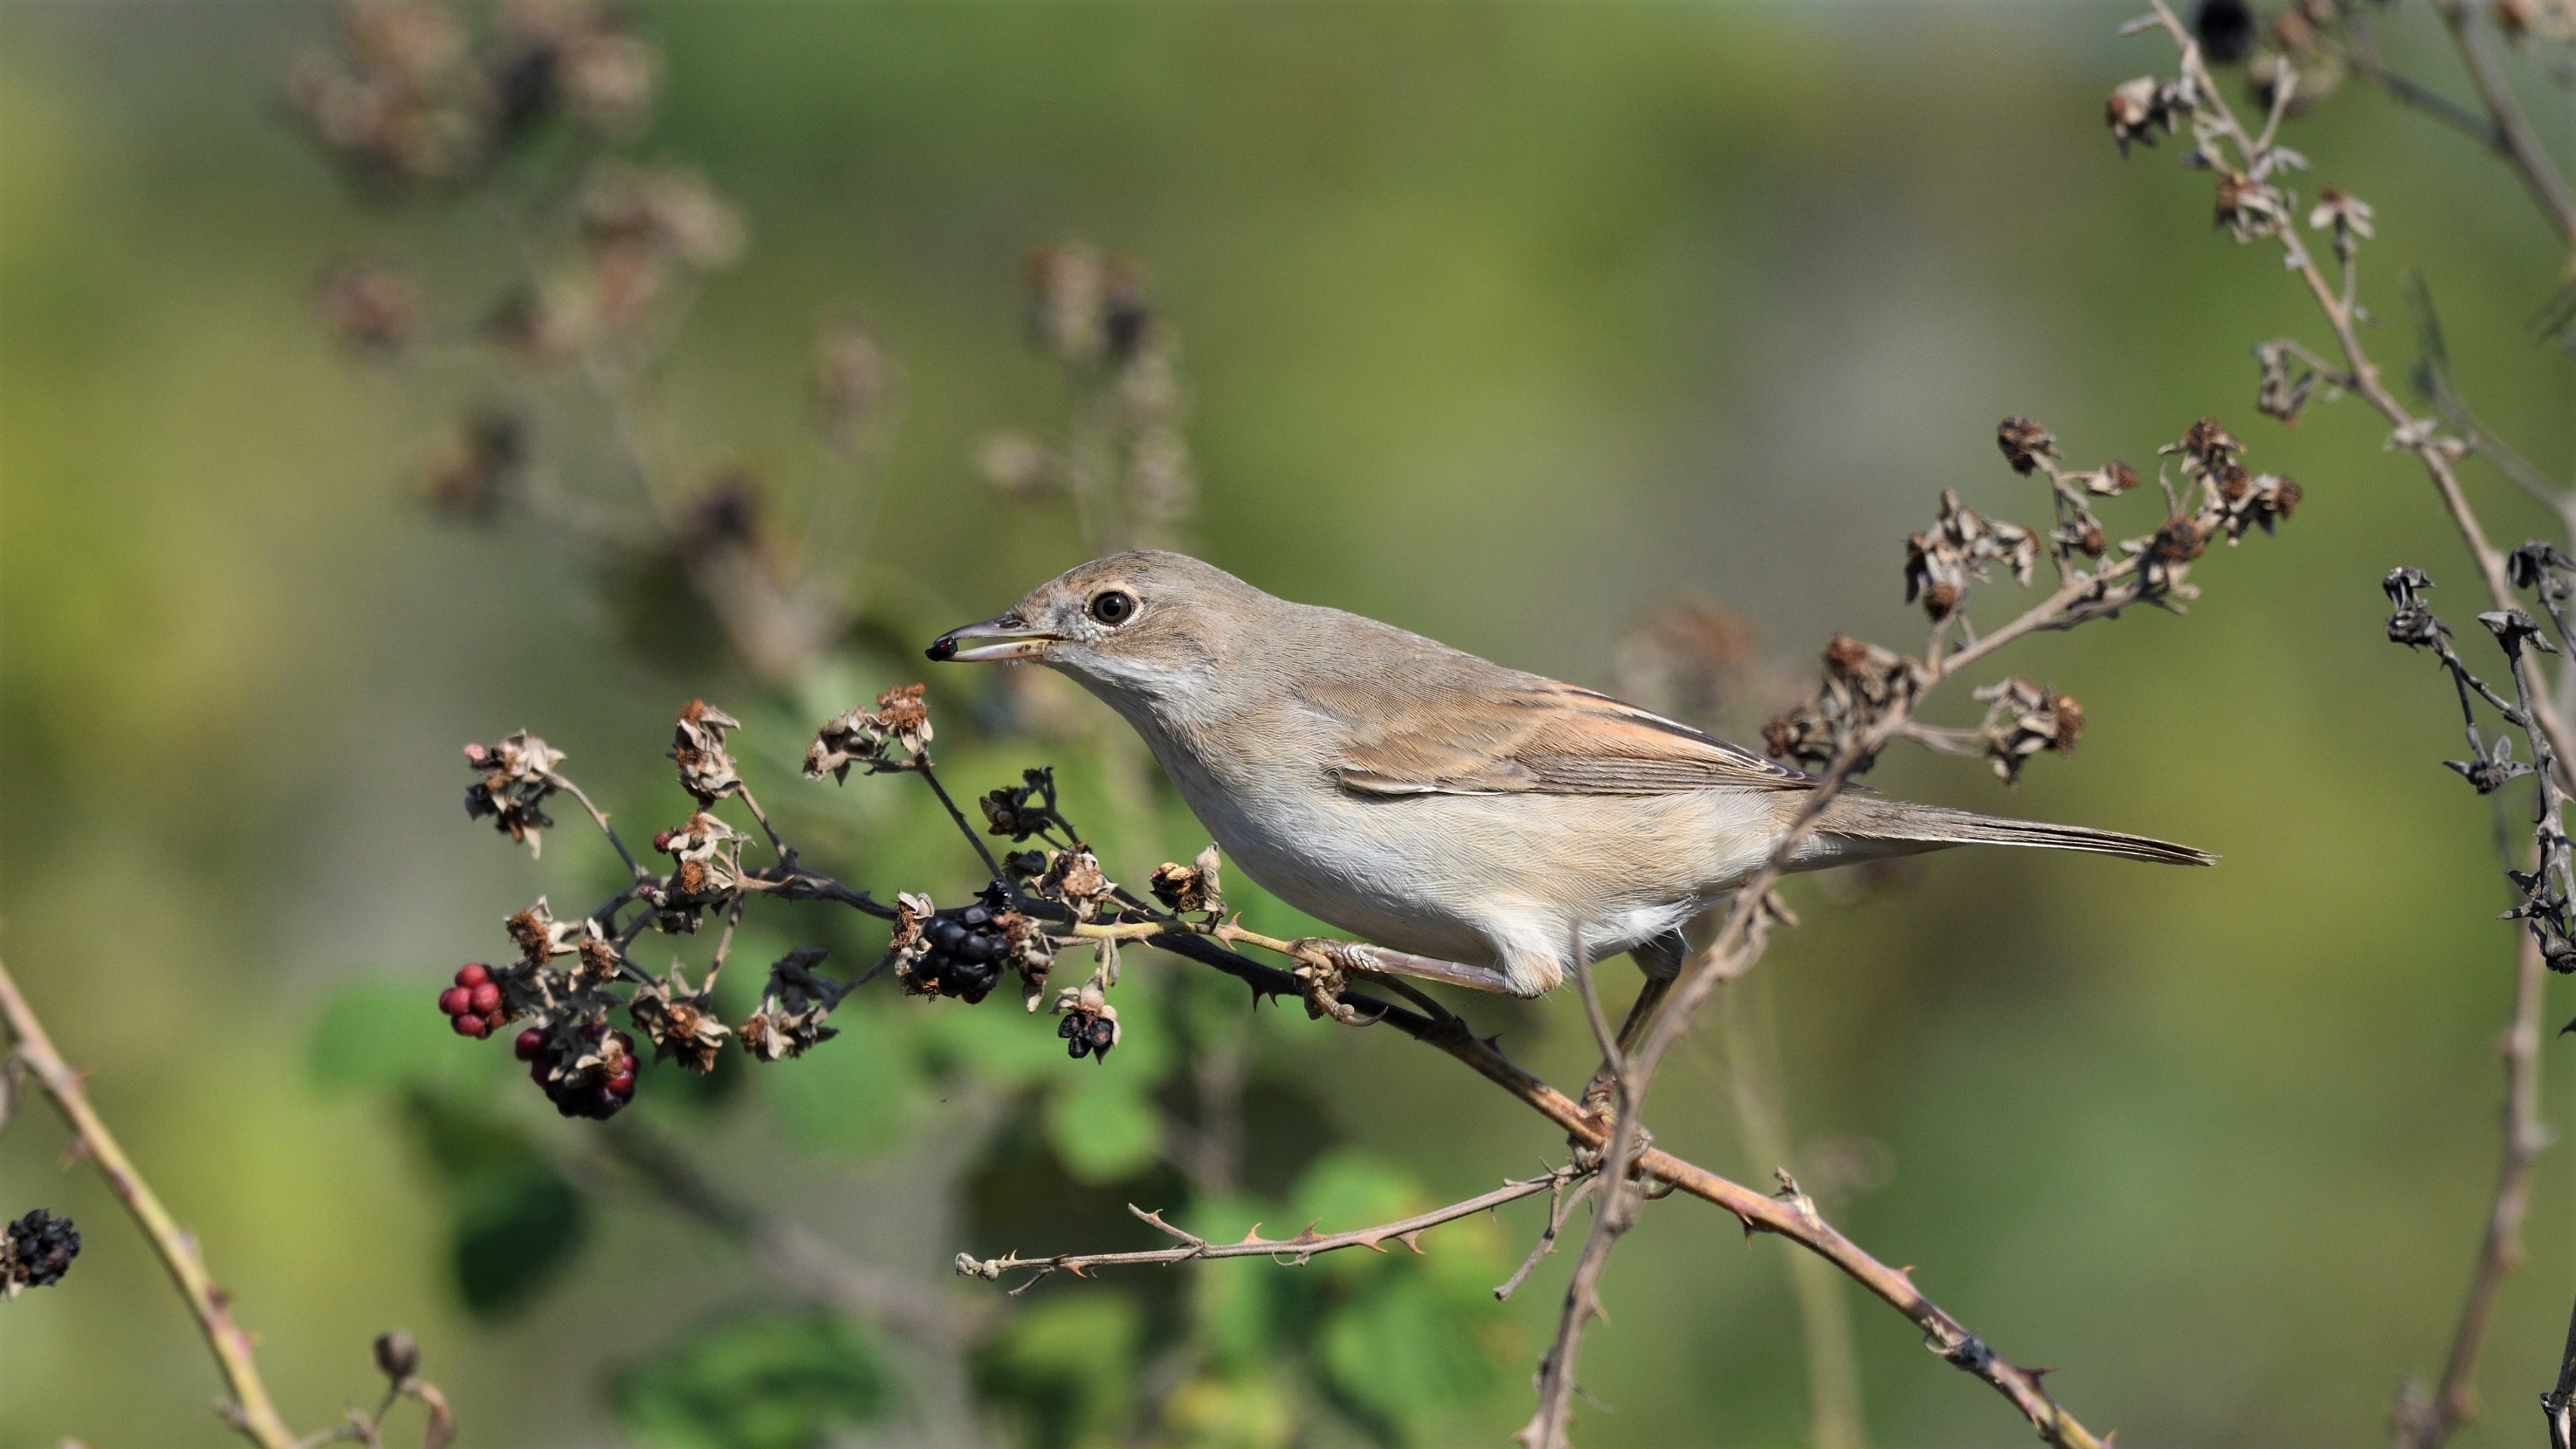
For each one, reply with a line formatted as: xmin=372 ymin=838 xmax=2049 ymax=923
xmin=905 ymin=903 xmax=1016 ymax=1004
xmin=527 ymin=1024 xmax=640 ymax=1120
xmin=1057 ymin=1008 xmax=1118 ymax=1063
xmin=1 ymin=1208 xmax=79 ymax=1291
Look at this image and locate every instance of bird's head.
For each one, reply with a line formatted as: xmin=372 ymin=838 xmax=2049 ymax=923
xmin=926 ymin=550 xmax=1261 ymax=714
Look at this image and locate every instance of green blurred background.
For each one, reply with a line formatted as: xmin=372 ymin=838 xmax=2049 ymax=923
xmin=4 ymin=1 xmax=2575 ymax=1444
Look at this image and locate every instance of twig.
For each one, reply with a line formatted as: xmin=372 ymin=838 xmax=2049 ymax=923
xmin=0 ymin=956 xmax=297 ymax=1449
xmin=1497 ymin=1174 xmax=1600 ymax=1302
xmin=2431 ymin=0 xmax=2576 ymax=260
xmin=1420 ymin=1013 xmax=2108 ymax=1448
xmin=2142 ymin=0 xmax=2576 ymax=773
xmin=2396 ymin=930 xmax=2552 ymax=1449
xmin=958 ymin=1170 xmax=1577 ymax=1294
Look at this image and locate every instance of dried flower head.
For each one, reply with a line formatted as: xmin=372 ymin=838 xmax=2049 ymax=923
xmin=629 ymin=977 xmax=731 ymax=1074
xmin=1764 ymin=637 xmax=1913 ymax=769
xmin=1972 ymin=678 xmax=2084 ymax=785
xmin=505 ymin=896 xmax=591 ymax=965
xmin=669 ymin=699 xmax=744 ymax=802
xmin=741 ymin=948 xmax=841 ymax=1062
xmin=806 ymin=685 xmax=936 ymax=782
xmin=2213 ymin=472 xmax=2304 ymax=542
xmin=1035 ymin=849 xmax=1116 ymax=922
xmin=2105 ymin=76 xmax=2184 ymax=156
xmin=2383 ymin=566 xmax=2447 ymax=649
xmin=980 ymin=769 xmax=1066 ymax=842
xmin=891 ymin=892 xmax=935 ymax=964
xmin=2481 ymin=608 xmax=2557 ymax=660
xmin=2447 ymin=733 xmax=2532 ymax=794
xmin=462 ymin=731 xmax=565 ymax=855
xmin=2212 ymin=170 xmax=2288 ymax=243
xmin=2253 ymin=341 xmax=2318 ymax=426
xmin=1995 ymin=417 xmax=2060 ymax=476
xmin=2162 ymin=418 xmax=2245 ymax=476
xmin=2307 ymin=186 xmax=2375 ymax=261
xmin=1150 ymin=844 xmax=1225 ymax=914
xmin=1904 ymin=490 xmax=2036 ymax=622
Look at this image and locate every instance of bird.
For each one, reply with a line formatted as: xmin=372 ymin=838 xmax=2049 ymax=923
xmin=927 ymin=550 xmax=2210 ymax=998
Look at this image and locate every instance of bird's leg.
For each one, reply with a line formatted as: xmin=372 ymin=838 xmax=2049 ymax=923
xmin=1580 ymin=931 xmax=1688 ymax=1120
xmin=1299 ymin=940 xmax=1521 ymax=996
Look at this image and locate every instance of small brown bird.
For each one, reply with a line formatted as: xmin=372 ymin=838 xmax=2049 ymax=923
xmin=930 ymin=551 xmax=2209 ymax=997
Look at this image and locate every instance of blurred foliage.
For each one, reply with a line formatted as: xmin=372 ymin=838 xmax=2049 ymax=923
xmin=610 ymin=1310 xmax=888 ymax=1449
xmin=3 ymin=0 xmax=2575 ymax=1446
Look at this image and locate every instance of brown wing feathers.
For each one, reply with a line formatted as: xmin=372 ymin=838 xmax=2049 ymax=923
xmin=1311 ymin=676 xmax=1814 ymax=799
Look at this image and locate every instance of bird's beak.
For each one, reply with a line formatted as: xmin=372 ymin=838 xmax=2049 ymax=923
xmin=926 ymin=614 xmax=1062 ymax=663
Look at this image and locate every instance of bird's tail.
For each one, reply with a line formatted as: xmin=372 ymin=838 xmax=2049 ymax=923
xmin=1815 ymin=794 xmax=2214 ymax=867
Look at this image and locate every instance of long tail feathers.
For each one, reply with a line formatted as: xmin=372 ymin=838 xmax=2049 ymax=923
xmin=1818 ymin=796 xmax=2214 ymax=867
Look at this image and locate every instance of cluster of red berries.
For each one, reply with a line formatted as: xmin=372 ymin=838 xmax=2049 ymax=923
xmin=437 ymin=963 xmax=509 ymax=1038
xmin=517 ymin=1023 xmax=639 ymax=1120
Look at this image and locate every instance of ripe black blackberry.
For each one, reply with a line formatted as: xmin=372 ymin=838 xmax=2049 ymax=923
xmin=906 ymin=900 xmax=1014 ymax=1003
xmin=2 ymin=1208 xmax=79 ymax=1292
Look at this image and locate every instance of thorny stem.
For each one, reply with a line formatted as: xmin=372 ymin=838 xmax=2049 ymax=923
xmin=983 ymin=883 xmax=2107 ymax=1442
xmin=0 ymin=956 xmax=298 ymax=1449
xmin=2142 ymin=0 xmax=2576 ymax=773
xmin=957 ymin=1171 xmax=1580 ymax=1293
xmin=1524 ymin=539 xmax=2161 ymax=1447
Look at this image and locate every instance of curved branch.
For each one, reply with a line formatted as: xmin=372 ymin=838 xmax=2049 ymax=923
xmin=0 ymin=957 xmax=297 ymax=1448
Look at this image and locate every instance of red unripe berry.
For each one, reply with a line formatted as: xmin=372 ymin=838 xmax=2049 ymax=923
xmin=515 ymin=1029 xmax=545 ymax=1061
xmin=451 ymin=1013 xmax=488 ymax=1038
xmin=652 ymin=830 xmax=674 ymax=851
xmin=455 ymin=963 xmax=490 ymax=987
xmin=437 ymin=986 xmax=472 ymax=1016
xmin=606 ymin=1069 xmax=637 ymax=1095
xmin=478 ymin=1013 xmax=506 ymax=1035
xmin=468 ymin=981 xmax=502 ymax=1014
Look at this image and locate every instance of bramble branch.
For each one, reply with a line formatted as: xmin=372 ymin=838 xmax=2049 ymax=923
xmin=957 ymin=1169 xmax=1582 ymax=1295
xmin=0 ymin=959 xmax=453 ymax=1449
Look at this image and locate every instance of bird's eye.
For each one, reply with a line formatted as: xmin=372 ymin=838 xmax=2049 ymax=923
xmin=1089 ymin=590 xmax=1136 ymax=626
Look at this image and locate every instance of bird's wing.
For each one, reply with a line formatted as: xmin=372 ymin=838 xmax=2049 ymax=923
xmin=1301 ymin=674 xmax=1815 ymax=798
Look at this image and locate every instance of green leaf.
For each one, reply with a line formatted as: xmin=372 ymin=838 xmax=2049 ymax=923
xmin=612 ymin=1310 xmax=888 ymax=1449
xmin=308 ymin=979 xmax=486 ymax=1095
xmin=449 ymin=1157 xmax=587 ymax=1317
xmin=1042 ymin=1069 xmax=1163 ymax=1184
xmin=978 ymin=1291 xmax=1142 ymax=1449
xmin=1320 ymin=1274 xmax=1509 ymax=1434
xmin=401 ymin=1093 xmax=590 ymax=1317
